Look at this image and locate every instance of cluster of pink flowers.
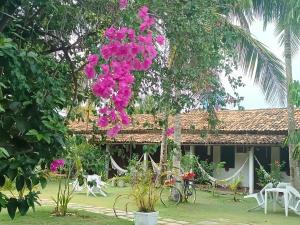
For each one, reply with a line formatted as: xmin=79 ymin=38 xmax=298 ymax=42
xmin=84 ymin=5 xmax=164 ymax=138
xmin=166 ymin=127 xmax=175 ymax=137
xmin=50 ymin=159 xmax=65 ymax=172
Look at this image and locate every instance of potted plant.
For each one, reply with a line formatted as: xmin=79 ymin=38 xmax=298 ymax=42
xmin=113 ymin=169 xmax=159 ymax=225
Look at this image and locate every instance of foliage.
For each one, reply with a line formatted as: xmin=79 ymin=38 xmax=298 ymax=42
xmin=256 ymin=161 xmax=285 ymax=188
xmin=288 ymin=80 xmax=300 ymax=159
xmin=51 ymin=164 xmax=73 ymax=217
xmin=65 ymin=135 xmax=106 ymax=178
xmin=0 ymin=37 xmax=70 ymax=219
xmin=113 ymin=169 xmax=158 ymax=214
xmin=142 ymin=144 xmax=159 ymax=155
xmin=228 ymin=177 xmax=242 ymax=202
xmin=180 ymin=154 xmax=224 ymax=185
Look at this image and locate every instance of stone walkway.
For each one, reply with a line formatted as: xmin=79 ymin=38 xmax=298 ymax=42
xmin=41 ymin=199 xmax=190 ymax=225
xmin=41 ymin=199 xmax=255 ymax=225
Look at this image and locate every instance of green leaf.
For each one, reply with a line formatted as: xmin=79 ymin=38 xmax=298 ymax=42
xmin=18 ymin=199 xmax=29 ymax=216
xmin=0 ymin=104 xmax=5 ymax=112
xmin=0 ymin=175 xmax=5 ymax=187
xmin=43 ymin=135 xmax=51 ymax=144
xmin=25 ymin=178 xmax=32 ymax=190
xmin=7 ymin=169 xmax=17 ymax=181
xmin=16 ymin=175 xmax=25 ymax=191
xmin=0 ymin=147 xmax=9 ymax=158
xmin=39 ymin=177 xmax=47 ymax=189
xmin=7 ymin=198 xmax=18 ymax=220
xmin=26 ymin=129 xmax=39 ymax=136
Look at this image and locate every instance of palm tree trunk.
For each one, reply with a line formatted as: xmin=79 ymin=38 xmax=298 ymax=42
xmin=284 ymin=28 xmax=300 ymax=190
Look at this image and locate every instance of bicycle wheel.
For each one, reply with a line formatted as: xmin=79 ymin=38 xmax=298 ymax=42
xmin=184 ymin=183 xmax=196 ymax=203
xmin=160 ymin=185 xmax=181 ymax=207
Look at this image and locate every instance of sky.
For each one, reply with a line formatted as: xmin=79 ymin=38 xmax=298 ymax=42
xmin=223 ymin=20 xmax=300 ymax=110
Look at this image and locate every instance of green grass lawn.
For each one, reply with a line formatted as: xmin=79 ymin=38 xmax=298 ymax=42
xmin=0 ymin=207 xmax=132 ymax=225
xmin=38 ymin=181 xmax=300 ymax=225
xmin=1 ymin=181 xmax=300 ymax=225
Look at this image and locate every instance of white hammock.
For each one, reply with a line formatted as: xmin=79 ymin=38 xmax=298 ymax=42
xmin=148 ymin=155 xmax=161 ymax=174
xmin=110 ymin=156 xmax=128 ymax=175
xmin=196 ymin=157 xmax=249 ymax=183
xmin=254 ymin=155 xmax=271 ymax=178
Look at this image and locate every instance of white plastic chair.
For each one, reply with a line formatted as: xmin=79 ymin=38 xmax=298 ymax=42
xmin=244 ymin=183 xmax=273 ymax=211
xmin=86 ymin=174 xmax=107 ymax=197
xmin=275 ymin=182 xmax=291 ymax=206
xmin=71 ymin=178 xmax=85 ymax=192
xmin=287 ymin=186 xmax=300 ymax=215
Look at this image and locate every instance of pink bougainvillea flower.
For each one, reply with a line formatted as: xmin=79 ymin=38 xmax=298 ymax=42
xmin=86 ymin=6 xmax=158 ymax=138
xmin=116 ymin=28 xmax=127 ymax=40
xmin=87 ymin=54 xmax=99 ymax=66
xmin=98 ymin=116 xmax=109 ymax=127
xmin=84 ymin=64 xmax=96 ymax=79
xmin=105 ymin=27 xmax=116 ymax=39
xmin=99 ymin=106 xmax=109 ymax=114
xmin=50 ymin=159 xmax=65 ymax=172
xmin=138 ymin=6 xmax=149 ymax=20
xmin=142 ymin=58 xmax=152 ymax=70
xmin=101 ymin=45 xmax=113 ymax=60
xmin=107 ymin=124 xmax=122 ymax=138
xmin=101 ymin=64 xmax=109 ymax=74
xmin=140 ymin=17 xmax=155 ymax=32
xmin=127 ymin=28 xmax=135 ymax=41
xmin=119 ymin=110 xmax=130 ymax=125
xmin=145 ymin=45 xmax=157 ymax=59
xmin=166 ymin=127 xmax=175 ymax=137
xmin=156 ymin=35 xmax=165 ymax=45
xmin=138 ymin=34 xmax=152 ymax=44
xmin=119 ymin=0 xmax=128 ymax=10
xmin=92 ymin=76 xmax=115 ymax=98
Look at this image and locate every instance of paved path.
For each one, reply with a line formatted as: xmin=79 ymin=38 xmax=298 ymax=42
xmin=41 ymin=199 xmax=190 ymax=225
xmin=41 ymin=199 xmax=255 ymax=225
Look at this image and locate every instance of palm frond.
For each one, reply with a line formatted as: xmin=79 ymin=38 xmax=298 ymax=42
xmin=225 ymin=22 xmax=287 ymax=106
xmin=275 ymin=22 xmax=300 ymax=56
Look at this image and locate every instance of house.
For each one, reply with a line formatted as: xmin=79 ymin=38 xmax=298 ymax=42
xmin=69 ymin=108 xmax=300 ymax=193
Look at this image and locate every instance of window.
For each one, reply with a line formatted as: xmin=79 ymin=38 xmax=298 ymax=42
xmin=220 ymin=146 xmax=235 ymax=168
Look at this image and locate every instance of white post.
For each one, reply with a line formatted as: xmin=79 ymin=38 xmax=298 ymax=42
xmin=249 ymin=147 xmax=254 ymax=194
xmin=105 ymin=144 xmax=110 ymax=179
xmin=190 ymin=145 xmax=195 ymax=156
xmin=143 ymin=152 xmax=148 ymax=171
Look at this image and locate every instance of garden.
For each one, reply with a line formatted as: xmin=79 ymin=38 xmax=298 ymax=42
xmin=1 ymin=0 xmax=300 ymax=225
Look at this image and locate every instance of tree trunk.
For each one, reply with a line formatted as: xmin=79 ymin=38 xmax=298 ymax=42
xmin=172 ymin=112 xmax=183 ymax=200
xmin=159 ymin=111 xmax=169 ymax=175
xmin=172 ymin=113 xmax=182 ymax=175
xmin=284 ymin=28 xmax=300 ymax=190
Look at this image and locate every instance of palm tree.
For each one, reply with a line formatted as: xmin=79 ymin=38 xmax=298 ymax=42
xmin=251 ymin=0 xmax=300 ymax=190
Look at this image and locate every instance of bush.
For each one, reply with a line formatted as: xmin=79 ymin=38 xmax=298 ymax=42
xmin=256 ymin=160 xmax=285 ymax=187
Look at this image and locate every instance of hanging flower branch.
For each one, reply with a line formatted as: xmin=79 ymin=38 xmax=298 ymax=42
xmin=85 ymin=4 xmax=164 ymax=138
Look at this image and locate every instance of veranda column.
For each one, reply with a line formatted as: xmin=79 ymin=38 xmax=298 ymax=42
xmin=105 ymin=144 xmax=110 ymax=179
xmin=249 ymin=147 xmax=254 ymax=194
xmin=143 ymin=151 xmax=148 ymax=171
xmin=190 ymin=145 xmax=195 ymax=156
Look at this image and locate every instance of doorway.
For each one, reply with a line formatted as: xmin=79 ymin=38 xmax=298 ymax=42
xmin=254 ymin=146 xmax=271 ymax=188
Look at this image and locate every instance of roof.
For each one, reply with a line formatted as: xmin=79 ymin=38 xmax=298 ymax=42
xmin=69 ymin=108 xmax=300 ymax=145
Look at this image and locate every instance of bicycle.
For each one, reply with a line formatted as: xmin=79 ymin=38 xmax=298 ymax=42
xmin=160 ymin=172 xmax=196 ymax=207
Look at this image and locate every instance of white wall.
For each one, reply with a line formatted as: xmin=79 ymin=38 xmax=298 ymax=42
xmin=212 ymin=146 xmax=249 ymax=187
